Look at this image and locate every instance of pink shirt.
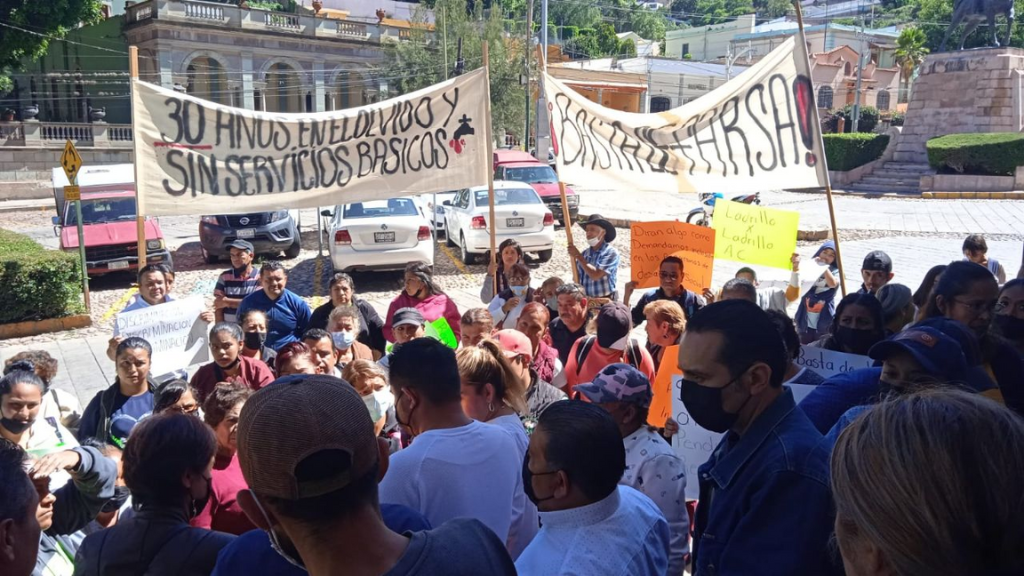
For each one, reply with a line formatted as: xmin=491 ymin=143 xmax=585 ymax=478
xmin=384 ymin=292 xmax=462 ymax=343
xmin=190 ymin=453 xmax=255 ymax=536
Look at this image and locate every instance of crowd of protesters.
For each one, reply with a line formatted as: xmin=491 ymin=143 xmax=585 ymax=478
xmin=2 ymin=221 xmax=1024 ymax=576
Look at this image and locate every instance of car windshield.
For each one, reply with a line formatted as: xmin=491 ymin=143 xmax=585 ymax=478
xmin=344 ymin=198 xmax=419 ymax=219
xmin=475 ymin=188 xmax=540 ymax=206
xmin=504 ymin=165 xmax=557 ymax=184
xmin=65 ymin=197 xmax=137 ymax=225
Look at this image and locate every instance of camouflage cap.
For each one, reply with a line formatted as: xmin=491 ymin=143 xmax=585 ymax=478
xmin=573 ymin=363 xmax=653 ymax=408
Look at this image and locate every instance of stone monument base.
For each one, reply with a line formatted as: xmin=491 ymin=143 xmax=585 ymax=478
xmin=893 ymin=47 xmax=1024 ymax=164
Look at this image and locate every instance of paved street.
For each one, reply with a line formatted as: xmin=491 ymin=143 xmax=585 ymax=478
xmin=2 ymin=190 xmax=1022 ymax=410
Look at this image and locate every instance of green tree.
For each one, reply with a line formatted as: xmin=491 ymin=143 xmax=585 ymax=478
xmin=671 ymin=0 xmax=698 ymax=18
xmin=629 ymin=8 xmax=668 ymax=41
xmin=596 ymin=22 xmax=620 ymax=55
xmin=894 ymin=26 xmax=928 ymax=103
xmin=618 ymin=38 xmax=638 ymax=57
xmin=380 ymin=0 xmax=526 ymax=141
xmin=0 ymin=0 xmax=103 ymax=93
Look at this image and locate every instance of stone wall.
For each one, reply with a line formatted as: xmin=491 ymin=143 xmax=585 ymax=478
xmin=894 ymin=47 xmax=1024 ymax=164
xmin=0 ymin=148 xmax=134 ymax=201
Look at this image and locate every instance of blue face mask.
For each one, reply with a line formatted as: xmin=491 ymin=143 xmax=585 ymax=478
xmin=546 ymin=296 xmax=559 ymax=310
xmin=511 ymin=285 xmax=528 ymax=298
xmin=331 ymin=331 xmax=356 ymax=350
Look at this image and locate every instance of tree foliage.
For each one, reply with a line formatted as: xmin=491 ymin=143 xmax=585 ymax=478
xmin=0 ymin=0 xmax=103 ymax=93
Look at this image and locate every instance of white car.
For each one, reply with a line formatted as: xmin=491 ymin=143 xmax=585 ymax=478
xmin=444 ymin=181 xmax=555 ymax=265
xmin=415 ymin=191 xmax=458 ymax=234
xmin=324 ymin=197 xmax=434 ymax=273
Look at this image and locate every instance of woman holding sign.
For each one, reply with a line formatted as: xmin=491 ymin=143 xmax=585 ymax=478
xmin=384 ymin=262 xmax=462 ymax=344
xmin=795 ymin=241 xmax=841 ymax=345
xmin=807 ymin=294 xmax=886 ymax=356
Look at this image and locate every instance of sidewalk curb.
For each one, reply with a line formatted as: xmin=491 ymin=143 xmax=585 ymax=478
xmin=921 ymin=191 xmax=1024 ymax=200
xmin=578 ymin=213 xmax=833 ymax=242
xmin=0 ymin=202 xmax=51 ymax=214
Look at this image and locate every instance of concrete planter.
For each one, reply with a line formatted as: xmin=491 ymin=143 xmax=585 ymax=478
xmin=0 ymin=314 xmax=91 ymax=339
xmin=920 ymin=170 xmax=1020 ymax=193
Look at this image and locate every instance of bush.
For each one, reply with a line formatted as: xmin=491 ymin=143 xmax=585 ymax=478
xmin=927 ymin=133 xmax=1024 ymax=176
xmin=889 ymin=111 xmax=905 ymax=127
xmin=824 ymin=133 xmax=890 ymax=171
xmin=0 ymin=228 xmax=84 ymax=324
xmin=824 ymin=105 xmax=880 ymax=133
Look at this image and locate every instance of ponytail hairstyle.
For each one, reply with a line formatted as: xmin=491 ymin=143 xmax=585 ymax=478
xmin=455 ymin=339 xmax=528 ymax=415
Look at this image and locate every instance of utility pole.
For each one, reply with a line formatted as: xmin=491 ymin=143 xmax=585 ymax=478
xmin=442 ymin=6 xmax=449 ymax=79
xmin=454 ymin=37 xmax=465 ymax=77
xmin=535 ymin=0 xmax=549 ymax=163
xmin=851 ymin=26 xmax=865 ymax=131
xmin=524 ymin=0 xmax=533 ymax=151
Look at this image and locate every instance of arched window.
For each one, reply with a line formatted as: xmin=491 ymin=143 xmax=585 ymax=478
xmin=651 ymin=96 xmax=671 ymax=112
xmin=876 ymin=90 xmax=890 ymax=111
xmin=844 ymin=61 xmax=853 ymax=76
xmin=817 ymin=86 xmax=834 ymax=109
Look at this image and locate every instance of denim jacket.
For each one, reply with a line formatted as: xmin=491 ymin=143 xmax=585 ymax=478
xmin=692 ymin=388 xmax=842 ymax=576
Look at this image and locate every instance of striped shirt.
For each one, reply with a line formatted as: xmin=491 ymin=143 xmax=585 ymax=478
xmin=215 ymin=267 xmax=261 ymax=323
xmin=576 ymin=242 xmax=620 ymax=298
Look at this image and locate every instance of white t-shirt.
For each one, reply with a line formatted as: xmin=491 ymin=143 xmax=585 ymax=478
xmin=379 ymin=419 xmax=521 ymax=541
xmin=491 ymin=414 xmax=539 ymax=559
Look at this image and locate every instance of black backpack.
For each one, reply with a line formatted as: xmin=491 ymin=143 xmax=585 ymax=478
xmin=574 ymin=335 xmax=644 ymax=373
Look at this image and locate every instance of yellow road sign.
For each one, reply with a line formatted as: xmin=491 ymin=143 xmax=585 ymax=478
xmin=64 ymin=185 xmax=81 ymax=201
xmin=61 ymin=140 xmax=83 ymax=182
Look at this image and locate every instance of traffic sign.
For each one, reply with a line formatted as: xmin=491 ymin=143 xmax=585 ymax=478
xmin=61 ymin=140 xmax=83 ymax=182
xmin=64 ymin=185 xmax=81 ymax=201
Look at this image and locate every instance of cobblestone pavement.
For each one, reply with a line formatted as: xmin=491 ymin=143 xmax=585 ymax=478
xmin=2 ymin=192 xmax=1023 ymax=407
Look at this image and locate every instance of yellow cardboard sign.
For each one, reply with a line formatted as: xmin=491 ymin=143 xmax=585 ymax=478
xmin=631 ymin=221 xmax=715 ymax=292
xmin=713 ymin=200 xmax=799 ymax=270
xmin=64 ymin=185 xmax=81 ymax=202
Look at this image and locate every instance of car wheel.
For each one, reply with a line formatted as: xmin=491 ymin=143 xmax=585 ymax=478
xmin=537 ymin=249 xmax=553 ymax=263
xmin=460 ymin=233 xmax=477 ymax=265
xmin=285 ymin=238 xmax=302 ymax=259
xmin=445 ymin=220 xmax=456 ymax=247
xmin=202 ymin=246 xmax=218 ymax=264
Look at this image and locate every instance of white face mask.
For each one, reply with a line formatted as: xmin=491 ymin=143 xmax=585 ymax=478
xmin=251 ymin=493 xmax=308 ymax=571
xmin=587 ymin=237 xmax=602 ymax=248
xmin=510 ymin=285 xmax=528 ymax=298
xmin=331 ymin=330 xmax=355 ymax=350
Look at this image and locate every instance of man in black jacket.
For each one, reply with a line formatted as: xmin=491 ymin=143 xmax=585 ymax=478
xmin=0 ymin=440 xmax=42 ymax=576
xmin=27 ymin=445 xmax=115 ymax=576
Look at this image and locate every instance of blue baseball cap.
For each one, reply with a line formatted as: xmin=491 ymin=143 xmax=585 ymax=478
xmin=868 ymin=327 xmax=969 ymax=385
xmin=573 ymin=363 xmax=652 ymax=408
xmin=913 ymin=317 xmax=996 ymax=392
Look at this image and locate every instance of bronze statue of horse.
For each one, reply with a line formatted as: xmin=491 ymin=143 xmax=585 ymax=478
xmin=939 ymin=0 xmax=1015 ymax=51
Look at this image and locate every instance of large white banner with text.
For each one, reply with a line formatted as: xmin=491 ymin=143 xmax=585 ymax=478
xmin=132 ymin=69 xmax=491 ymax=216
xmin=542 ymin=37 xmax=828 ymax=194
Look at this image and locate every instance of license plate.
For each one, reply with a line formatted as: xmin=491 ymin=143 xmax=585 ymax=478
xmin=237 ymin=229 xmax=255 ymax=238
xmin=506 ymin=218 xmax=525 ymax=228
xmin=108 ymin=260 xmax=129 ymax=270
xmin=374 ymin=231 xmax=396 ymax=243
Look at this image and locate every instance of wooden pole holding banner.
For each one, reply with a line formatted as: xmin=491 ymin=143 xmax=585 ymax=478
xmin=793 ymin=1 xmax=847 ymax=296
xmin=536 ymin=45 xmax=580 ymax=284
xmin=130 ymin=46 xmax=147 ymax=270
xmin=482 ymin=42 xmax=498 ymax=298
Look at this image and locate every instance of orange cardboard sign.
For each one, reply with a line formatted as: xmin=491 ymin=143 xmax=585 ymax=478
xmin=647 ymin=345 xmax=681 ymax=428
xmin=631 ymin=221 xmax=715 ymax=293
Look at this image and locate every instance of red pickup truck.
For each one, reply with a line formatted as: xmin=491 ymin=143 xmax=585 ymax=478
xmin=51 ymin=165 xmax=172 ymax=276
xmin=493 ymin=150 xmax=579 ymax=225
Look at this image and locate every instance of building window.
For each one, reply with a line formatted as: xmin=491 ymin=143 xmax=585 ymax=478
xmin=651 ymin=96 xmax=671 ymax=112
xmin=876 ymin=90 xmax=890 ymax=111
xmin=817 ymin=86 xmax=834 ymax=109
xmin=681 ymin=43 xmax=690 ymax=57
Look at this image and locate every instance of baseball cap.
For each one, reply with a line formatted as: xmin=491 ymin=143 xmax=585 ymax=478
xmin=861 ymin=250 xmax=893 ymax=273
xmin=914 ymin=317 xmax=996 ymax=392
xmin=574 ymin=363 xmax=652 ymax=408
xmin=228 ymin=239 xmax=255 ymax=253
xmin=596 ymin=302 xmax=631 ymax=350
xmin=492 ymin=329 xmax=532 ymax=358
xmin=392 ymin=307 xmax=425 ymax=329
xmin=868 ymin=327 xmax=968 ymax=384
xmin=237 ymin=374 xmax=378 ymax=500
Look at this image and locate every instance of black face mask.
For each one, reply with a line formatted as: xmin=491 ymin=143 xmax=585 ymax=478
xmin=995 ymin=315 xmax=1024 ymax=340
xmin=680 ymin=371 xmax=749 ymax=434
xmin=0 ymin=417 xmax=31 ymax=435
xmin=102 ymin=485 xmax=131 ymax=513
xmin=232 ymin=264 xmax=250 ymax=276
xmin=833 ymin=326 xmax=882 ymax=355
xmin=243 ymin=331 xmax=267 ymax=350
xmin=189 ymin=475 xmax=212 ymax=519
xmin=522 ymin=454 xmax=557 ymax=506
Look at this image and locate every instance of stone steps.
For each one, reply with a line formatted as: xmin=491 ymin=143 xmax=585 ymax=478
xmin=843 ymin=161 xmax=934 ymax=195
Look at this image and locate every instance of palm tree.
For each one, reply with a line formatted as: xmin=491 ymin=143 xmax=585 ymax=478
xmin=894 ymin=27 xmax=928 ymax=106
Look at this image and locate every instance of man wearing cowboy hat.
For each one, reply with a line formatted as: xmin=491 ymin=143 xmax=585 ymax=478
xmin=569 ymin=214 xmax=621 ymax=300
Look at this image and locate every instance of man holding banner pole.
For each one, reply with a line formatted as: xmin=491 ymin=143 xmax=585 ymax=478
xmin=569 ymin=215 xmax=620 ymax=302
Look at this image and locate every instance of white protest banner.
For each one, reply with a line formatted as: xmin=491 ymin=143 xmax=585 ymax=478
xmin=543 ymin=36 xmax=827 ymax=194
xmin=670 ymin=375 xmax=820 ymax=500
xmin=796 ymin=346 xmax=874 ymax=379
xmin=132 ymin=69 xmax=491 ymax=216
xmin=115 ymin=296 xmax=209 ymax=376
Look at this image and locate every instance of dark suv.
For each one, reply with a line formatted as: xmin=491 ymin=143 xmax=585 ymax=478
xmin=199 ymin=211 xmax=301 ymax=263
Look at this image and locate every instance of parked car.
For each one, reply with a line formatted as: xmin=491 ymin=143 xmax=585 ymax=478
xmin=415 ymin=191 xmax=458 ymax=235
xmin=322 ymin=197 xmax=434 ymax=273
xmin=444 ymin=181 xmax=555 ymax=265
xmin=199 ymin=211 xmax=301 ymax=263
xmin=50 ymin=165 xmax=172 ymax=276
xmin=493 ymin=150 xmax=579 ymax=225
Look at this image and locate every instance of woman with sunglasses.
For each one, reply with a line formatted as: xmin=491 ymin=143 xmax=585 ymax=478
xmin=922 ymin=261 xmax=1024 ymax=416
xmin=384 ymin=261 xmax=462 ymax=343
